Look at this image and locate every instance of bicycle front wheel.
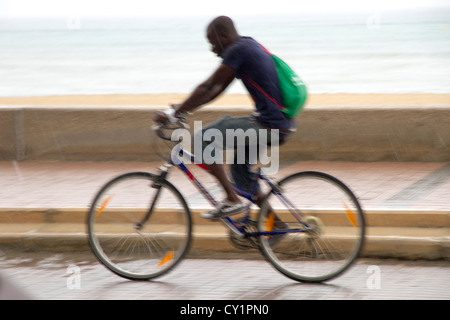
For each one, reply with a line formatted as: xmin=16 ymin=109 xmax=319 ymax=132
xmin=258 ymin=171 xmax=365 ymax=282
xmin=87 ymin=172 xmax=192 ymax=280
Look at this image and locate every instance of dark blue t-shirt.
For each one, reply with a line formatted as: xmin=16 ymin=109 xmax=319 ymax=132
xmin=221 ymin=36 xmax=293 ymax=129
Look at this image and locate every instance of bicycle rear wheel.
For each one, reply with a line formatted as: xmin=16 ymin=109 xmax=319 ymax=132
xmin=258 ymin=171 xmax=365 ymax=282
xmin=87 ymin=172 xmax=192 ymax=280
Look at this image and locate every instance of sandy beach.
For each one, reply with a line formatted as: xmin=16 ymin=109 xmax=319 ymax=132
xmin=0 ymin=93 xmax=449 ymax=107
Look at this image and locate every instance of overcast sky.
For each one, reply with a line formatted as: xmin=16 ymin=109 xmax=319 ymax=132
xmin=1 ymin=0 xmax=450 ymax=17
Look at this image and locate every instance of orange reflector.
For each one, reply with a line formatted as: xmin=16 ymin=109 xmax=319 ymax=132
xmin=96 ymin=195 xmax=114 ymax=216
xmin=266 ymin=212 xmax=275 ymax=233
xmin=157 ymin=249 xmax=174 ymax=268
xmin=344 ymin=203 xmax=357 ymax=227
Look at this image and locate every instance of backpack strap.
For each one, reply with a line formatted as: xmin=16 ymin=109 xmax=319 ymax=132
xmin=241 ymin=74 xmax=286 ymax=111
xmin=258 ymin=43 xmax=272 ymax=55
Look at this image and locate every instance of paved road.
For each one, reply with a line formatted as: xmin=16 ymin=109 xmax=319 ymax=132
xmin=0 ymin=250 xmax=449 ymax=301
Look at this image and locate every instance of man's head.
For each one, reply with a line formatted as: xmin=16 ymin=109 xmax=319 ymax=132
xmin=206 ymin=16 xmax=239 ymax=57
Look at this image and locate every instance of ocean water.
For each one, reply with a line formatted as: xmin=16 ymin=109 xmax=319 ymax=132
xmin=0 ymin=9 xmax=449 ymax=97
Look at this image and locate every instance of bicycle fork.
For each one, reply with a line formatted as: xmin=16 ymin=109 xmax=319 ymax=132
xmin=135 ymin=165 xmax=171 ymax=231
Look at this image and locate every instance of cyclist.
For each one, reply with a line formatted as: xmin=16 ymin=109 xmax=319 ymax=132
xmin=153 ymin=16 xmax=294 ymax=219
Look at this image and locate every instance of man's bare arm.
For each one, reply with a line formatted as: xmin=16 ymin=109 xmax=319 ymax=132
xmin=175 ymin=64 xmax=235 ymax=116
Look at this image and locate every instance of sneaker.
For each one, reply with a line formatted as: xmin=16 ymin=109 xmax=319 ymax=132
xmin=201 ymin=200 xmax=248 ymax=220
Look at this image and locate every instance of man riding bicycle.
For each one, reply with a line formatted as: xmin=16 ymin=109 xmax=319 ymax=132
xmin=154 ymin=16 xmax=295 ymax=219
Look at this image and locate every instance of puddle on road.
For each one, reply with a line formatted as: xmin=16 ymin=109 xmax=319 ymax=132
xmin=0 ymin=249 xmax=98 ymax=270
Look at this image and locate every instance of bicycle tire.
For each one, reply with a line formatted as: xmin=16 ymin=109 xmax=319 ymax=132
xmin=87 ymin=172 xmax=192 ymax=280
xmin=257 ymin=171 xmax=365 ymax=282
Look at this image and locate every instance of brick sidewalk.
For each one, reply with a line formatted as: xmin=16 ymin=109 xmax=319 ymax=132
xmin=1 ymin=160 xmax=449 ymax=211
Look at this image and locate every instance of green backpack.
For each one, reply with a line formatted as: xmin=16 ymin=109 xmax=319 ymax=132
xmin=243 ymin=45 xmax=308 ymax=118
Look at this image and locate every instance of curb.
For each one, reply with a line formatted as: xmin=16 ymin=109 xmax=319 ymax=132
xmin=0 ymin=208 xmax=448 ymax=227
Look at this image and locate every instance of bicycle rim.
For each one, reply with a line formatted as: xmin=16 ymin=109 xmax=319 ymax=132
xmin=87 ymin=172 xmax=192 ymax=280
xmin=258 ymin=171 xmax=365 ymax=282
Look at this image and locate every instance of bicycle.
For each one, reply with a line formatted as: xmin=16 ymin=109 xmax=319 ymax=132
xmin=87 ymin=114 xmax=365 ymax=283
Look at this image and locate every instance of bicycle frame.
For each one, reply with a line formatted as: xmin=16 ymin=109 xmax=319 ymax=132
xmin=159 ymin=144 xmax=308 ymax=238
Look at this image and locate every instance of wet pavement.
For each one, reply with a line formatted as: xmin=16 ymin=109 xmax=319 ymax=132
xmin=0 ymin=250 xmax=449 ymax=300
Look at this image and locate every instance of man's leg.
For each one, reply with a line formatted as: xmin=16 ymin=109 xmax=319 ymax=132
xmin=208 ymin=163 xmax=240 ymax=204
xmin=196 ymin=116 xmax=240 ymax=203
xmin=197 ymin=116 xmax=250 ymax=218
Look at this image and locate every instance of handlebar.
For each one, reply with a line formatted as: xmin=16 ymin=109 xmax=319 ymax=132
xmin=152 ymin=111 xmax=189 ymax=141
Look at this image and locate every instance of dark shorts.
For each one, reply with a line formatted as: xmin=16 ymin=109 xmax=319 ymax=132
xmin=194 ymin=115 xmax=291 ymax=194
